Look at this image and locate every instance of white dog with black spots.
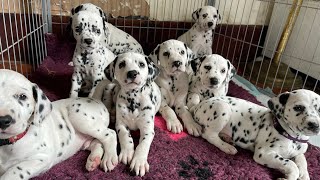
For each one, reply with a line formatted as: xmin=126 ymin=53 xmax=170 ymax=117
xmin=69 ymin=10 xmax=116 ymax=98
xmin=187 ymin=54 xmax=235 ymax=109
xmin=0 ymin=69 xmax=118 ymax=180
xmin=69 ymin=3 xmax=144 ymax=55
xmin=105 ymin=52 xmax=161 ymax=176
xmin=178 ymin=6 xmax=221 ymax=57
xmin=149 ymin=39 xmax=202 ymax=136
xmin=193 ymin=89 xmax=320 ymax=180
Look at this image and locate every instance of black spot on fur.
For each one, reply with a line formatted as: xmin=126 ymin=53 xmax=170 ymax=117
xmin=279 ymin=93 xmax=290 ymax=106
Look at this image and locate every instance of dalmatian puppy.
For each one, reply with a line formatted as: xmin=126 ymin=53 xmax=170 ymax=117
xmin=105 ymin=52 xmax=161 ymax=176
xmin=178 ymin=6 xmax=221 ymax=57
xmin=69 ymin=10 xmax=116 ymax=98
xmin=68 ymin=3 xmax=144 ymax=56
xmin=0 ymin=69 xmax=118 ymax=180
xmin=193 ymin=89 xmax=320 ymax=180
xmin=187 ymin=54 xmax=235 ymax=109
xmin=149 ymin=39 xmax=202 ymax=136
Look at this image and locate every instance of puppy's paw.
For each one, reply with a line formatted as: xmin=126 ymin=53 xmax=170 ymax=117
xmin=86 ymin=156 xmax=101 ymax=171
xmin=130 ymin=154 xmax=149 ymax=177
xmin=101 ymin=148 xmax=118 ymax=172
xmin=220 ymin=143 xmax=238 ymax=155
xmin=119 ymin=148 xmax=134 ymax=165
xmin=68 ymin=61 xmax=74 ymax=66
xmin=184 ymin=121 xmax=202 ymax=137
xmin=166 ymin=119 xmax=183 ymax=134
xmin=298 ymin=171 xmax=310 ymax=180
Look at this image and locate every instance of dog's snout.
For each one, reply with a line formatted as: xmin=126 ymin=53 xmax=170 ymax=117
xmin=210 ymin=77 xmax=219 ymax=85
xmin=0 ymin=115 xmax=14 ymax=130
xmin=208 ymin=22 xmax=214 ymax=27
xmin=127 ymin=70 xmax=138 ymax=79
xmin=173 ymin=61 xmax=182 ymax=68
xmin=307 ymin=122 xmax=319 ymax=132
xmin=84 ymin=38 xmax=93 ymax=45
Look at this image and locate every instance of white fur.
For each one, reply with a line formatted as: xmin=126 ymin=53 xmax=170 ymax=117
xmin=149 ymin=39 xmax=202 ymax=136
xmin=103 ymin=52 xmax=161 ymax=176
xmin=69 ymin=10 xmax=116 ymax=98
xmin=178 ymin=6 xmax=220 ymax=57
xmin=187 ymin=54 xmax=235 ymax=109
xmin=0 ymin=70 xmax=118 ymax=180
xmin=193 ymin=89 xmax=320 ymax=180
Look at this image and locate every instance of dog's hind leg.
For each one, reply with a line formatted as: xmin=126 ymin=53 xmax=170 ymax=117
xmin=84 ymin=139 xmax=104 ymax=171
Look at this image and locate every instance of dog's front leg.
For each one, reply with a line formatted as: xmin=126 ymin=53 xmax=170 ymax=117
xmin=176 ymin=104 xmax=202 ymax=137
xmin=130 ymin=119 xmax=155 ymax=176
xmin=253 ymin=150 xmax=300 ymax=180
xmin=159 ymin=101 xmax=183 ymax=134
xmin=293 ymin=154 xmax=310 ymax=180
xmin=186 ymin=92 xmax=200 ymax=110
xmin=88 ymin=75 xmax=103 ymax=98
xmin=0 ymin=159 xmax=49 ymax=180
xmin=70 ymin=69 xmax=83 ymax=98
xmin=116 ymin=121 xmax=134 ymax=165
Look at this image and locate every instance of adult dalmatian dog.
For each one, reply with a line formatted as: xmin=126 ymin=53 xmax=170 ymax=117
xmin=105 ymin=52 xmax=161 ymax=176
xmin=68 ymin=3 xmax=144 ymax=55
xmin=187 ymin=54 xmax=235 ymax=109
xmin=0 ymin=69 xmax=118 ymax=180
xmin=149 ymin=39 xmax=202 ymax=136
xmin=178 ymin=6 xmax=221 ymax=57
xmin=193 ymin=89 xmax=320 ymax=179
xmin=69 ymin=10 xmax=116 ymax=98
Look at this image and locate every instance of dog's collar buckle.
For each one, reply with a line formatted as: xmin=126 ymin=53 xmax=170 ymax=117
xmin=273 ymin=117 xmax=308 ymax=143
xmin=0 ymin=128 xmax=29 ymax=146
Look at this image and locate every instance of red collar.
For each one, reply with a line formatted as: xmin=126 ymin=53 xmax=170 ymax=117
xmin=0 ymin=128 xmax=29 ymax=146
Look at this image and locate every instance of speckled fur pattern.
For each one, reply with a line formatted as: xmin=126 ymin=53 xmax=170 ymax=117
xmin=193 ymin=89 xmax=320 ymax=180
xmin=0 ymin=70 xmax=118 ymax=180
xmin=187 ymin=54 xmax=235 ymax=109
xmin=178 ymin=6 xmax=221 ymax=57
xmin=69 ymin=10 xmax=116 ymax=98
xmin=149 ymin=39 xmax=202 ymax=136
xmin=104 ymin=52 xmax=161 ymax=176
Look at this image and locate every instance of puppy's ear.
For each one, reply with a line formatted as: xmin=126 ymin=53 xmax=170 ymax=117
xmin=149 ymin=44 xmax=161 ymax=66
xmin=225 ymin=59 xmax=236 ymax=83
xmin=268 ymin=92 xmax=290 ymax=119
xmin=190 ymin=56 xmax=206 ymax=75
xmin=32 ymin=84 xmax=52 ymax=126
xmin=105 ymin=56 xmax=118 ymax=82
xmin=145 ymin=56 xmax=160 ymax=83
xmin=73 ymin=4 xmax=83 ymax=14
xmin=192 ymin=8 xmax=202 ymax=21
xmin=216 ymin=8 xmax=222 ymax=25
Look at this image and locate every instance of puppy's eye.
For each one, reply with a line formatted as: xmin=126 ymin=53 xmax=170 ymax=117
xmin=119 ymin=61 xmax=126 ymax=69
xmin=97 ymin=29 xmax=101 ymax=34
xmin=221 ymin=68 xmax=226 ymax=73
xmin=139 ymin=62 xmax=145 ymax=68
xmin=180 ymin=50 xmax=185 ymax=55
xmin=293 ymin=105 xmax=305 ymax=112
xmin=14 ymin=94 xmax=27 ymax=101
xmin=163 ymin=52 xmax=170 ymax=57
xmin=214 ymin=15 xmax=218 ymax=18
xmin=203 ymin=14 xmax=208 ymax=18
xmin=204 ymin=66 xmax=211 ymax=70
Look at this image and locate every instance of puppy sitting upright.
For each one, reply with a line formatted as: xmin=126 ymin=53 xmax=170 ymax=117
xmin=106 ymin=52 xmax=160 ymax=176
xmin=0 ymin=70 xmax=118 ymax=179
xmin=149 ymin=40 xmax=202 ymax=136
xmin=69 ymin=10 xmax=115 ymax=98
xmin=178 ymin=6 xmax=221 ymax=57
xmin=187 ymin=54 xmax=235 ymax=109
xmin=193 ymin=89 xmax=320 ymax=179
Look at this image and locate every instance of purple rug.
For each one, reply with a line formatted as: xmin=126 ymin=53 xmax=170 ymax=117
xmin=29 ymin=34 xmax=320 ymax=179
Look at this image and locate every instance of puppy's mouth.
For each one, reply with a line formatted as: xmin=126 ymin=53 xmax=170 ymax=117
xmin=125 ymin=79 xmax=141 ymax=85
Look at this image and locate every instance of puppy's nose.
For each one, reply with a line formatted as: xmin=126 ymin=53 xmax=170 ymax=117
xmin=208 ymin=22 xmax=214 ymax=27
xmin=127 ymin=70 xmax=138 ymax=79
xmin=307 ymin=122 xmax=319 ymax=132
xmin=210 ymin=77 xmax=219 ymax=85
xmin=0 ymin=115 xmax=14 ymax=130
xmin=173 ymin=61 xmax=182 ymax=68
xmin=84 ymin=38 xmax=93 ymax=45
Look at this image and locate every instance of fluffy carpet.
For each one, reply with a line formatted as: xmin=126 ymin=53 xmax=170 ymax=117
xmin=29 ymin=34 xmax=320 ymax=179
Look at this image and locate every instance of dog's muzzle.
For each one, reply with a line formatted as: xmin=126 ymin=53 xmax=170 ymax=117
xmin=210 ymin=77 xmax=219 ymax=86
xmin=208 ymin=22 xmax=214 ymax=27
xmin=307 ymin=121 xmax=320 ymax=133
xmin=127 ymin=70 xmax=138 ymax=80
xmin=0 ymin=115 xmax=14 ymax=130
xmin=84 ymin=38 xmax=93 ymax=45
xmin=172 ymin=61 xmax=182 ymax=68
